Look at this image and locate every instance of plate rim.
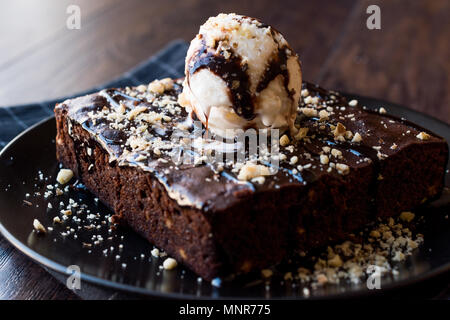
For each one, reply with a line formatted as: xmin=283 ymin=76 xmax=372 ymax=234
xmin=0 ymin=97 xmax=449 ymax=299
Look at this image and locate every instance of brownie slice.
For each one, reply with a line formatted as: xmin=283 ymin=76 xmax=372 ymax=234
xmin=54 ymin=79 xmax=448 ymax=280
xmin=300 ymin=83 xmax=448 ymax=218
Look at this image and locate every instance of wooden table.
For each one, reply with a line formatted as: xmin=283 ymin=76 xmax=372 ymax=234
xmin=0 ymin=0 xmax=449 ymax=299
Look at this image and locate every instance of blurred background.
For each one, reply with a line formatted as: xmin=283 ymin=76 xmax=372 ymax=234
xmin=0 ymin=0 xmax=448 ymax=123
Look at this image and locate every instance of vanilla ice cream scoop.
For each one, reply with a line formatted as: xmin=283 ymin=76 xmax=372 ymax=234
xmin=179 ymin=13 xmax=302 ymax=138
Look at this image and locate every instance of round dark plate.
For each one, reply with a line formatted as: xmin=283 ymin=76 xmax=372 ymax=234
xmin=0 ymin=94 xmax=449 ymax=299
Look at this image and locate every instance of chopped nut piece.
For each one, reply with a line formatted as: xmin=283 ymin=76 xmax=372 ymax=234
xmin=370 ymin=230 xmax=381 ymax=238
xmin=331 ymin=148 xmax=343 ymax=158
xmin=284 ymin=272 xmax=293 ymax=281
xmin=294 ymin=127 xmax=309 ymax=140
xmin=320 ymin=154 xmax=329 ymax=165
xmin=328 ymin=254 xmax=343 ymax=267
xmin=322 ymin=146 xmax=331 ymax=153
xmin=377 ymin=151 xmax=387 ymax=160
xmin=379 ymin=107 xmax=387 ymax=114
xmin=237 ymin=163 xmax=271 ymax=181
xmin=118 ymin=103 xmax=127 ymax=114
xmin=136 ymin=84 xmax=147 ymax=93
xmin=352 ymin=132 xmax=362 ymax=143
xmin=318 ymin=110 xmax=329 ymax=121
xmin=148 ymin=80 xmax=165 ymax=94
xmin=151 ymin=248 xmax=160 ymax=257
xmin=280 ymin=134 xmax=290 ymax=147
xmin=416 ymin=132 xmax=430 ymax=140
xmin=127 ymin=106 xmax=148 ymax=120
xmin=399 ymin=211 xmax=415 ymax=222
xmin=163 ymin=257 xmax=178 ymax=270
xmin=56 ymin=169 xmax=73 ymax=185
xmin=333 ymin=122 xmax=346 ymax=137
xmin=348 ymin=99 xmax=358 ymax=107
xmin=33 ymin=219 xmax=46 ymax=233
xmin=303 ymin=96 xmax=313 ymax=104
xmin=336 ymin=163 xmax=350 ymax=175
xmin=290 ymin=156 xmax=298 ymax=165
xmin=300 ymin=107 xmax=318 ymax=117
xmin=53 ymin=216 xmax=62 ymax=224
xmin=261 ymin=269 xmax=273 ymax=278
xmin=301 ymin=89 xmax=309 ymax=97
xmin=316 ymin=274 xmax=328 ymax=285
xmin=61 ymin=209 xmax=72 ymax=216
xmin=160 ymin=78 xmax=174 ymax=91
xmin=392 ymin=251 xmax=405 ymax=262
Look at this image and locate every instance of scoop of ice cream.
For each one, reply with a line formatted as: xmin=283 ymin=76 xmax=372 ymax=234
xmin=179 ymin=13 xmax=302 ymax=138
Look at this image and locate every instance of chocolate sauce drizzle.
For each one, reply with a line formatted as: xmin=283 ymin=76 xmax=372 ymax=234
xmin=188 ymin=40 xmax=255 ymax=120
xmin=59 ymin=80 xmax=438 ymax=211
xmin=256 ymin=46 xmax=292 ymax=96
xmin=187 ymin=34 xmax=296 ymax=123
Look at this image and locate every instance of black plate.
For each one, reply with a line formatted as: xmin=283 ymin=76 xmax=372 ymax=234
xmin=0 ymin=94 xmax=449 ymax=299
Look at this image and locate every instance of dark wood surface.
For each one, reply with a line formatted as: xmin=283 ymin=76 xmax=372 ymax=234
xmin=0 ymin=0 xmax=449 ymax=300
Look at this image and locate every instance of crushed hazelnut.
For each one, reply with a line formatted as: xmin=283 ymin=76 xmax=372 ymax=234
xmin=348 ymin=99 xmax=358 ymax=107
xmin=416 ymin=132 xmax=430 ymax=140
xmin=333 ymin=122 xmax=346 ymax=138
xmin=163 ymin=257 xmax=178 ymax=270
xmin=328 ymin=254 xmax=343 ymax=267
xmin=151 ymin=248 xmax=160 ymax=257
xmin=280 ymin=134 xmax=290 ymax=147
xmin=261 ymin=269 xmax=273 ymax=278
xmin=33 ymin=219 xmax=46 ymax=233
xmin=160 ymin=78 xmax=174 ymax=91
xmin=301 ymin=107 xmax=318 ymax=117
xmin=136 ymin=84 xmax=147 ymax=93
xmin=237 ymin=163 xmax=271 ymax=181
xmin=301 ymin=89 xmax=309 ymax=97
xmin=352 ymin=132 xmax=362 ymax=143
xmin=127 ymin=106 xmax=148 ymax=120
xmin=294 ymin=128 xmax=309 ymax=140
xmin=56 ymin=169 xmax=73 ymax=185
xmin=318 ymin=110 xmax=329 ymax=121
xmin=336 ymin=163 xmax=350 ymax=175
xmin=316 ymin=274 xmax=328 ymax=285
xmin=331 ymin=148 xmax=343 ymax=158
xmin=148 ymin=80 xmax=165 ymax=94
xmin=320 ymin=154 xmax=329 ymax=165
xmin=399 ymin=211 xmax=415 ymax=222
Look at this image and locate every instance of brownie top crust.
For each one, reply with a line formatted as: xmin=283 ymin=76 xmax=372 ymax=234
xmin=55 ymin=78 xmax=446 ymax=213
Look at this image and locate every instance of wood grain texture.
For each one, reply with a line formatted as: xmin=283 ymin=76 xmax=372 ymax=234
xmin=318 ymin=0 xmax=450 ymax=124
xmin=0 ymin=0 xmax=355 ymax=106
xmin=0 ymin=237 xmax=79 ymax=300
xmin=0 ymin=0 xmax=449 ymax=300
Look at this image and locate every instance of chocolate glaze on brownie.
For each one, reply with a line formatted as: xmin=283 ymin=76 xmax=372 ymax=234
xmin=55 ymin=78 xmax=448 ymax=280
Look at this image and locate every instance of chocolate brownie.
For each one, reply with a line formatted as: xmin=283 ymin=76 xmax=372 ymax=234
xmin=54 ymin=78 xmax=448 ymax=280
